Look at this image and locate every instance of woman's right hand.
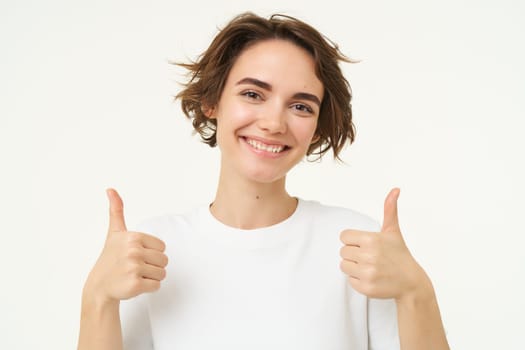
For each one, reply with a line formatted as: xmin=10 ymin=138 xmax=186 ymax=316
xmin=82 ymin=188 xmax=168 ymax=306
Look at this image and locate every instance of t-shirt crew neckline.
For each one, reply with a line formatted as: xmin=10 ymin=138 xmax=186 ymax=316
xmin=196 ymin=198 xmax=310 ymax=248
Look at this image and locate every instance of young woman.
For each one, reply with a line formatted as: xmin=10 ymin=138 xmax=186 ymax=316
xmin=78 ymin=13 xmax=449 ymax=350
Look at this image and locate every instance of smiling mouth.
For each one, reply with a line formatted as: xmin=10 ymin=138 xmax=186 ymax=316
xmin=242 ymin=137 xmax=290 ymax=153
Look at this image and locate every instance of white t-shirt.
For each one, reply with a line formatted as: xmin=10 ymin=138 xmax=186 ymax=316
xmin=121 ymin=198 xmax=400 ymax=350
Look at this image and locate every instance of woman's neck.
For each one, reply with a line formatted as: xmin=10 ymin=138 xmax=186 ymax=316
xmin=210 ymin=170 xmax=297 ymax=230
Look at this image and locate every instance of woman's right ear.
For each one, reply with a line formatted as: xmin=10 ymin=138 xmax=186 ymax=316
xmin=201 ymin=105 xmax=216 ymax=119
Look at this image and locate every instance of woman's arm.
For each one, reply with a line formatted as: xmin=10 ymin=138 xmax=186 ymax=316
xmin=340 ymin=188 xmax=449 ymax=349
xmin=78 ymin=289 xmax=122 ymax=350
xmin=395 ymin=273 xmax=449 ymax=350
xmin=77 ymin=189 xmax=167 ymax=350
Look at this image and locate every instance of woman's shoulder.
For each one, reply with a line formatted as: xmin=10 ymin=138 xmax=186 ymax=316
xmin=131 ymin=205 xmax=204 ymax=236
xmin=298 ymin=198 xmax=380 ymax=232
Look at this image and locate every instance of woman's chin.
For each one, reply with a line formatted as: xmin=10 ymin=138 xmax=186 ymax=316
xmin=245 ymin=172 xmax=286 ymax=185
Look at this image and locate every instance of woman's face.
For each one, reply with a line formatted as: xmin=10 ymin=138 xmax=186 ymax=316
xmin=210 ymin=39 xmax=324 ymax=184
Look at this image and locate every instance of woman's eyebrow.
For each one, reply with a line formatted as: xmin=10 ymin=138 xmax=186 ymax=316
xmin=292 ymin=92 xmax=321 ymax=107
xmin=236 ymin=77 xmax=321 ymax=106
xmin=236 ymin=77 xmax=272 ymax=90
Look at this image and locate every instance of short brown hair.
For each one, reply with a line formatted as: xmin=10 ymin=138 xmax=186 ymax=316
xmin=176 ymin=12 xmax=355 ymax=160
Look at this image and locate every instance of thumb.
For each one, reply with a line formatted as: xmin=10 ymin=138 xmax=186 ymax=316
xmin=106 ymin=188 xmax=127 ymax=232
xmin=381 ymin=187 xmax=401 ymax=234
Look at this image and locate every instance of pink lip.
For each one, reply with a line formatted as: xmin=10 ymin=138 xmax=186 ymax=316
xmin=240 ymin=136 xmax=291 ymax=159
xmin=240 ymin=135 xmax=288 ymax=147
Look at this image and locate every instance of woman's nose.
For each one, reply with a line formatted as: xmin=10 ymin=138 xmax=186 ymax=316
xmin=256 ymin=106 xmax=287 ymax=134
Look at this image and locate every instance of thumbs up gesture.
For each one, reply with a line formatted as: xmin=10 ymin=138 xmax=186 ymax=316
xmin=83 ymin=189 xmax=168 ymax=305
xmin=340 ymin=188 xmax=430 ymax=300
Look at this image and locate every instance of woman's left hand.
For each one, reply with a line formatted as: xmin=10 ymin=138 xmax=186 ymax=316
xmin=339 ymin=188 xmax=432 ymax=301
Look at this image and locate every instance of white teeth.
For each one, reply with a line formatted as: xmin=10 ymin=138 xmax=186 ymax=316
xmin=245 ymin=138 xmax=285 ymax=153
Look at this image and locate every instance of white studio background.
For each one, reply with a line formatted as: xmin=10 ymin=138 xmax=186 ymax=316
xmin=1 ymin=0 xmax=524 ymax=349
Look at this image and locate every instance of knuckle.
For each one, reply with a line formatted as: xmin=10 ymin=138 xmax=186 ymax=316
xmin=127 ymin=232 xmax=142 ymax=245
xmin=161 ymin=254 xmax=169 ymax=267
xmin=125 ymin=261 xmax=141 ymax=275
xmin=339 ymin=260 xmax=349 ymax=274
xmin=340 ymin=230 xmax=354 ymax=244
xmin=364 ymin=266 xmax=377 ymax=281
xmin=339 ymin=260 xmax=345 ymax=272
xmin=361 ymin=283 xmax=375 ymax=296
xmin=149 ymin=280 xmax=161 ymax=292
xmin=366 ymin=253 xmax=378 ymax=265
xmin=364 ymin=234 xmax=375 ymax=245
xmin=125 ymin=247 xmax=142 ymax=260
xmin=339 ymin=246 xmax=346 ymax=258
xmin=127 ymin=278 xmax=142 ymax=294
xmin=154 ymin=281 xmax=161 ymax=291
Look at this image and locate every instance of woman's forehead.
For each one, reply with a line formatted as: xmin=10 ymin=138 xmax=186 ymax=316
xmin=226 ymin=39 xmax=324 ymax=96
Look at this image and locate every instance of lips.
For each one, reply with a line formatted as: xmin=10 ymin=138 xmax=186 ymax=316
xmin=241 ymin=136 xmax=290 ymax=153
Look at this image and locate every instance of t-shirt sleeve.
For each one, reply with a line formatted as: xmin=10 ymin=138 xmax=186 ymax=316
xmin=120 ymin=293 xmax=154 ymax=350
xmin=367 ymin=297 xmax=400 ymax=350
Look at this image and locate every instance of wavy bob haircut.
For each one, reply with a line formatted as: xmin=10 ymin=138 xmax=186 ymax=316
xmin=176 ymin=12 xmax=355 ymax=160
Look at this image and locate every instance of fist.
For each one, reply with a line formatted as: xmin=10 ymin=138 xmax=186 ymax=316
xmin=339 ymin=188 xmax=428 ymax=300
xmin=83 ymin=189 xmax=168 ymax=305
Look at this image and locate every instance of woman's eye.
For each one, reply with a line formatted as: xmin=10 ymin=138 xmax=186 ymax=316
xmin=242 ymin=91 xmax=261 ymax=100
xmin=293 ymin=103 xmax=314 ymax=114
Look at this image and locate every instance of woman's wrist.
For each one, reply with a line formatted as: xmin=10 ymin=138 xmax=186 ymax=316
xmin=78 ymin=279 xmax=123 ymax=350
xmin=395 ymin=266 xmax=436 ymax=307
xmin=81 ymin=277 xmax=119 ymax=316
